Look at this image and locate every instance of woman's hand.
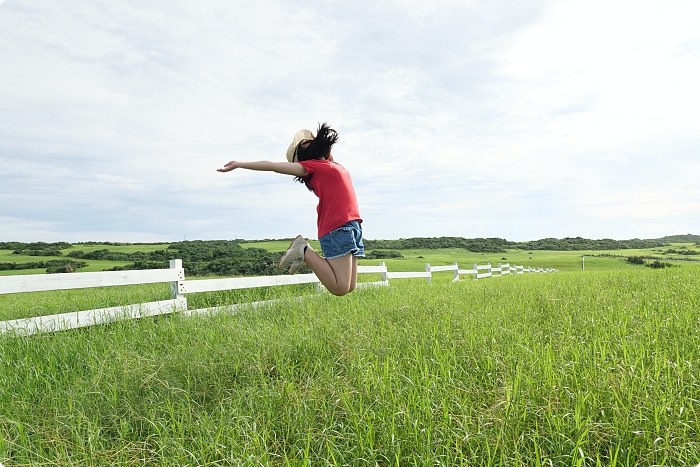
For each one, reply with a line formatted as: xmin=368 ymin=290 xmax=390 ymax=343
xmin=217 ymin=161 xmax=239 ymax=172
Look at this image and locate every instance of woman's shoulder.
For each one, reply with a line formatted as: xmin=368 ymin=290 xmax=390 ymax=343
xmin=299 ymin=158 xmax=329 ymax=166
xmin=301 ymin=159 xmax=337 ymax=170
xmin=300 ymin=159 xmax=350 ymax=174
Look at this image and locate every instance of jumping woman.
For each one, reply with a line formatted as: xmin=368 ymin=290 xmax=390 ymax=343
xmin=217 ymin=123 xmax=364 ymax=296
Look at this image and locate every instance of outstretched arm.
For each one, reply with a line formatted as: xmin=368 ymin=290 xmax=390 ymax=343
xmin=217 ymin=160 xmax=308 ymax=177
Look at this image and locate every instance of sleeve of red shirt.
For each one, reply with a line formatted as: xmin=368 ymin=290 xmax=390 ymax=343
xmin=298 ymin=161 xmax=315 ymax=177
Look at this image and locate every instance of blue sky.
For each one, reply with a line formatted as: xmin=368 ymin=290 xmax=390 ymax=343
xmin=1 ymin=0 xmax=699 ymax=242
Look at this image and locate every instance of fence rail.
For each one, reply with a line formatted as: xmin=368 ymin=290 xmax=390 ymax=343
xmin=0 ymin=260 xmax=557 ymax=336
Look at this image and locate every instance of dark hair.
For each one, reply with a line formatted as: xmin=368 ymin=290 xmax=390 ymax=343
xmin=294 ymin=122 xmax=339 ymax=191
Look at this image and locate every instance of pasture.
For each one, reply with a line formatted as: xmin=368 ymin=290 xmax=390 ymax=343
xmin=2 ymin=241 xmax=698 ymax=278
xmin=0 ymin=243 xmax=170 ymax=276
xmin=4 ymin=242 xmax=698 ymax=323
xmin=243 ymin=240 xmax=700 ymax=273
xmin=1 ymin=260 xmax=700 ymax=465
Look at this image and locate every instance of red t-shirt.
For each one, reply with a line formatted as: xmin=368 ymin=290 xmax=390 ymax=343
xmin=298 ymin=159 xmax=362 ymax=238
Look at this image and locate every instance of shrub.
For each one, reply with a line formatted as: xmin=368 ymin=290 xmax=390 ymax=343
xmin=44 ymin=260 xmax=87 ymax=269
xmin=0 ymin=262 xmax=18 ymax=271
xmin=365 ymin=250 xmax=404 ymax=259
xmin=13 ymin=249 xmax=63 ymax=257
xmin=646 ymin=260 xmax=674 ymax=269
xmin=0 ymin=260 xmax=86 ymax=271
xmin=46 ymin=264 xmax=74 ymax=274
xmin=627 ymin=256 xmax=645 ymax=265
xmin=104 ymin=261 xmax=169 ymax=272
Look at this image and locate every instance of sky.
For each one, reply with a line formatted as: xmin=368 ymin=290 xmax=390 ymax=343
xmin=1 ymin=0 xmax=699 ymax=243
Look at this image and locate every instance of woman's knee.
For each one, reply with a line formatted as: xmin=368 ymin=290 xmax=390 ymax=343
xmin=328 ymin=284 xmax=351 ymax=296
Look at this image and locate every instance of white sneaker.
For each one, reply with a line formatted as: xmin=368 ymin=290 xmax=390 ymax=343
xmin=288 ymin=260 xmax=306 ymax=275
xmin=278 ymin=235 xmax=307 ymax=270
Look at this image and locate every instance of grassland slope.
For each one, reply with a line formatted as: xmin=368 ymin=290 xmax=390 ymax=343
xmin=1 ymin=268 xmax=699 ymax=465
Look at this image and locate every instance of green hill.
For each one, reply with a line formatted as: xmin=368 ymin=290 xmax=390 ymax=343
xmin=650 ymin=234 xmax=700 ymax=243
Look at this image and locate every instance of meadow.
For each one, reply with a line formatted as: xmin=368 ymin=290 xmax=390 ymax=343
xmin=2 ymin=240 xmax=698 ymax=277
xmin=3 ymin=242 xmax=698 ymax=322
xmin=0 ymin=243 xmax=170 ymax=276
xmin=1 ymin=243 xmax=700 ymax=465
xmin=242 ymin=240 xmax=700 ymax=273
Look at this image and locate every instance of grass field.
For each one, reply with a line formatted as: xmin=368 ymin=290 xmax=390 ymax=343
xmin=3 ymin=242 xmax=699 ymax=277
xmin=1 ymin=267 xmax=699 ymax=465
xmin=1 ymin=243 xmax=699 ymax=322
xmin=242 ymin=241 xmax=700 ymax=273
xmin=2 ymin=243 xmax=700 ymax=465
xmin=0 ymin=280 xmax=321 ymax=322
xmin=0 ymin=243 xmax=172 ymax=276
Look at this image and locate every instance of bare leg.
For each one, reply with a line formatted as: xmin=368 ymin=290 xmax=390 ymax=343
xmin=348 ymin=256 xmax=358 ymax=293
xmin=303 ymin=247 xmax=358 ymax=296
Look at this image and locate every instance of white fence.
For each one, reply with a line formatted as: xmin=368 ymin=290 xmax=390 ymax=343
xmin=0 ymin=260 xmax=556 ymax=335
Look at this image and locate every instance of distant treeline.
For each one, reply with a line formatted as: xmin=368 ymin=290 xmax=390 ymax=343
xmin=363 ymin=236 xmax=667 ymax=253
xmin=0 ymin=242 xmax=72 ymax=250
xmin=515 ymin=237 xmax=666 ymax=251
xmin=664 ymin=248 xmax=700 ymax=255
xmin=77 ymin=241 xmax=169 ymax=246
xmin=0 ymin=236 xmax=680 ymax=256
xmin=1 ymin=241 xmax=167 ymax=256
xmin=68 ymin=249 xmax=172 ymax=261
xmin=363 ymin=237 xmax=513 ymax=253
xmin=0 ymin=241 xmax=301 ymax=276
xmin=0 ymin=259 xmax=87 ymax=273
xmin=105 ymin=240 xmax=301 ymax=276
xmin=0 ymin=237 xmax=685 ymax=276
xmin=652 ymin=234 xmax=700 ymax=243
xmin=1 ymin=242 xmax=71 ymax=257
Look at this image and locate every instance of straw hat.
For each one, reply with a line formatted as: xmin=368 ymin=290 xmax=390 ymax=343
xmin=286 ymin=129 xmax=314 ymax=162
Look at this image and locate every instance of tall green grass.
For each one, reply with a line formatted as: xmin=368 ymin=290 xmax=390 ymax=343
xmin=0 ymin=283 xmax=172 ymax=321
xmin=1 ymin=268 xmax=699 ymax=465
xmin=0 ymin=281 xmax=320 ymax=322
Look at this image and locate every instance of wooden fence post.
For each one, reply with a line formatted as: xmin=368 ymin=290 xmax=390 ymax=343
xmin=453 ymin=262 xmax=459 ymax=282
xmin=380 ymin=262 xmax=388 ymax=284
xmin=425 ymin=263 xmax=431 ymax=283
xmin=473 ymin=263 xmax=478 ymax=280
xmin=169 ymin=259 xmax=185 ymax=299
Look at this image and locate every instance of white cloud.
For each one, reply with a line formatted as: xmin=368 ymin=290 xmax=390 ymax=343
xmin=0 ymin=0 xmax=699 ymax=242
xmin=499 ymin=0 xmax=700 ymax=148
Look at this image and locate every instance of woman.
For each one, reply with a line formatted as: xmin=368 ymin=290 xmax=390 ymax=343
xmin=218 ymin=123 xmax=364 ymax=296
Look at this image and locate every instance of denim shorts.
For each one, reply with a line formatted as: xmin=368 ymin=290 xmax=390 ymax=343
xmin=319 ymin=220 xmax=365 ymax=259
